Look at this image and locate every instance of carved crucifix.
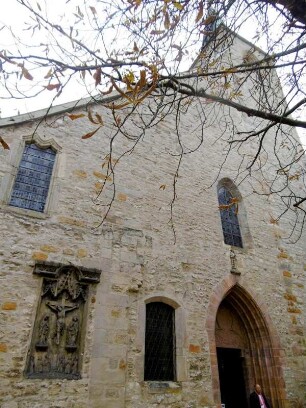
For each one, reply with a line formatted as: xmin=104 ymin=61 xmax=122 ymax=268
xmin=46 ymin=295 xmax=79 ymax=346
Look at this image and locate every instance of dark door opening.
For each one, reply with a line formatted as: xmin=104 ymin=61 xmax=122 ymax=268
xmin=217 ymin=347 xmax=248 ymax=408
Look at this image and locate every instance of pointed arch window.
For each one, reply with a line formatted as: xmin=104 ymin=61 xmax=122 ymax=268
xmin=144 ymin=302 xmax=176 ymax=381
xmin=218 ymin=186 xmax=243 ymax=248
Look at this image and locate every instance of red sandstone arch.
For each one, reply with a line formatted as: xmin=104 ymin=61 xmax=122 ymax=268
xmin=206 ymin=275 xmax=286 ymax=408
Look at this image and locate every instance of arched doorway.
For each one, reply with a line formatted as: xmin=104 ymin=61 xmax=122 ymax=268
xmin=216 ymin=299 xmax=249 ymax=407
xmin=207 ymin=281 xmax=285 ymax=408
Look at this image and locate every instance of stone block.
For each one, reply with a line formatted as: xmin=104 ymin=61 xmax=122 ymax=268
xmin=2 ymin=302 xmax=17 ymax=311
xmin=1 ymin=402 xmax=18 ymax=408
xmin=32 ymin=252 xmax=48 ymax=261
xmin=73 ymin=169 xmax=88 ymax=179
xmin=189 ymin=344 xmax=201 ymax=353
xmin=40 ymin=245 xmax=59 ymax=253
xmin=58 ymin=216 xmax=86 ymax=227
xmin=0 ymin=343 xmax=8 ymax=352
xmin=63 ymin=248 xmax=74 ymax=255
xmin=117 ymin=193 xmax=127 ymax=202
xmin=284 ymin=293 xmax=297 ymax=302
xmin=283 ymin=271 xmax=292 ymax=278
xmin=77 ymin=248 xmax=88 ymax=258
xmin=90 ymin=358 xmax=126 ymax=384
xmin=93 ymin=171 xmax=112 ymax=181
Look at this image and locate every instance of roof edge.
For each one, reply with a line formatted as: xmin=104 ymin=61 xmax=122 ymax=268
xmin=0 ymin=96 xmax=93 ymax=128
xmin=0 ymin=26 xmax=267 ymax=129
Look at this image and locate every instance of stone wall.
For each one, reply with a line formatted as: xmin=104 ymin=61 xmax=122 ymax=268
xmin=0 ymin=38 xmax=306 ymax=408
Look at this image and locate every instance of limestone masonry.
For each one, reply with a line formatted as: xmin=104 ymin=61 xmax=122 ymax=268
xmin=0 ymin=33 xmax=305 ymax=408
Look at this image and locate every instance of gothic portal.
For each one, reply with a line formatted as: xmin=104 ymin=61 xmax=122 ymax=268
xmin=213 ymin=285 xmax=285 ymax=408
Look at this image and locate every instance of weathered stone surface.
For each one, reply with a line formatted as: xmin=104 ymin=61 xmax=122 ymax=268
xmin=0 ymin=32 xmax=305 ymax=408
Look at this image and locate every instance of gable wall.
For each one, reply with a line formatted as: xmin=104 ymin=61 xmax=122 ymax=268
xmin=0 ymin=39 xmax=305 ymax=408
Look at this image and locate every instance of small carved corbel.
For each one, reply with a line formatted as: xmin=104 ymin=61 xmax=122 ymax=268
xmin=230 ymin=249 xmax=240 ymax=275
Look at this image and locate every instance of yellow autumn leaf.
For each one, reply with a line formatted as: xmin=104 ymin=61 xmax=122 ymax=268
xmin=150 ymin=30 xmax=165 ymax=35
xmin=81 ymin=127 xmax=101 ymax=139
xmin=203 ymin=15 xmax=216 ymax=25
xmin=67 ymin=113 xmax=86 ymax=120
xmin=164 ymin=11 xmax=170 ymax=29
xmin=95 ymin=113 xmax=104 ymax=125
xmin=173 ymin=2 xmax=183 ymax=10
xmin=288 ymin=173 xmax=300 ymax=181
xmin=124 ymin=71 xmax=135 ymax=83
xmin=133 ymin=42 xmax=139 ymax=52
xmin=138 ymin=70 xmax=147 ymax=88
xmin=223 ymin=67 xmax=238 ymax=74
xmin=115 ymin=116 xmax=122 ymax=126
xmin=100 ymin=84 xmax=113 ymax=95
xmin=21 ymin=66 xmax=33 ymax=81
xmin=93 ymin=67 xmax=101 ymax=87
xmin=44 ymin=68 xmax=53 ymax=79
xmin=88 ymin=109 xmax=100 ymax=125
xmin=269 ymin=217 xmax=279 ymax=225
xmin=44 ymin=83 xmax=61 ymax=91
xmin=229 ymin=91 xmax=243 ymax=99
xmin=0 ymin=136 xmax=10 ymax=150
xmin=195 ymin=1 xmax=203 ymax=23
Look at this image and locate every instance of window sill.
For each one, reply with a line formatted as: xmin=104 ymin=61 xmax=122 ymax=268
xmin=144 ymin=381 xmax=181 ymax=394
xmin=0 ymin=204 xmax=49 ymax=220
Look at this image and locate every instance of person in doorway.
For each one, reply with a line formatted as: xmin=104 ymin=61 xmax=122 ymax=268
xmin=250 ymin=384 xmax=271 ymax=408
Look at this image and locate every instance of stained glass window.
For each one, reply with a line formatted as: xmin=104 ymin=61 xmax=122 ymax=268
xmin=218 ymin=187 xmax=243 ymax=248
xmin=9 ymin=143 xmax=56 ymax=212
xmin=144 ymin=302 xmax=176 ymax=381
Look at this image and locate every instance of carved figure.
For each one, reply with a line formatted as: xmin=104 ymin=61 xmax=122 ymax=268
xmin=46 ymin=300 xmax=79 ymax=345
xmin=71 ymin=355 xmax=78 ymax=375
xmin=29 ymin=355 xmax=35 ymax=374
xmin=36 ymin=314 xmax=50 ymax=347
xmin=43 ymin=353 xmax=51 ymax=372
xmin=57 ymin=354 xmax=66 ymax=373
xmin=66 ymin=316 xmax=79 ymax=348
xmin=230 ymin=249 xmax=238 ymax=273
xmin=36 ymin=354 xmax=43 ymax=373
xmin=65 ymin=357 xmax=71 ymax=374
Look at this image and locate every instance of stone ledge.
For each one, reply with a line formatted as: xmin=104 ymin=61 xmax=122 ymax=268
xmin=0 ymin=204 xmax=49 ymax=220
xmin=144 ymin=381 xmax=182 ymax=394
xmin=33 ymin=261 xmax=102 ymax=283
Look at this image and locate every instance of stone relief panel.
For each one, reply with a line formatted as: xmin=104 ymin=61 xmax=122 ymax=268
xmin=25 ymin=262 xmax=101 ymax=379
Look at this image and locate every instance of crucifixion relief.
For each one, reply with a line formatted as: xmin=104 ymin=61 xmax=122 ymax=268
xmin=26 ymin=262 xmax=101 ymax=379
xmin=46 ymin=298 xmax=79 ymax=345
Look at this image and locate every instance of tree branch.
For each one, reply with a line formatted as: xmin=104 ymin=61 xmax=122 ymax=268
xmin=161 ymin=81 xmax=306 ymax=129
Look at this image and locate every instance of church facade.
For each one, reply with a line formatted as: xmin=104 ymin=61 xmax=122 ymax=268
xmin=0 ymin=32 xmax=306 ymax=408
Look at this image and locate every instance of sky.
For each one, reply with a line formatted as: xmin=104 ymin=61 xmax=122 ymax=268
xmin=0 ymin=0 xmax=92 ymax=117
